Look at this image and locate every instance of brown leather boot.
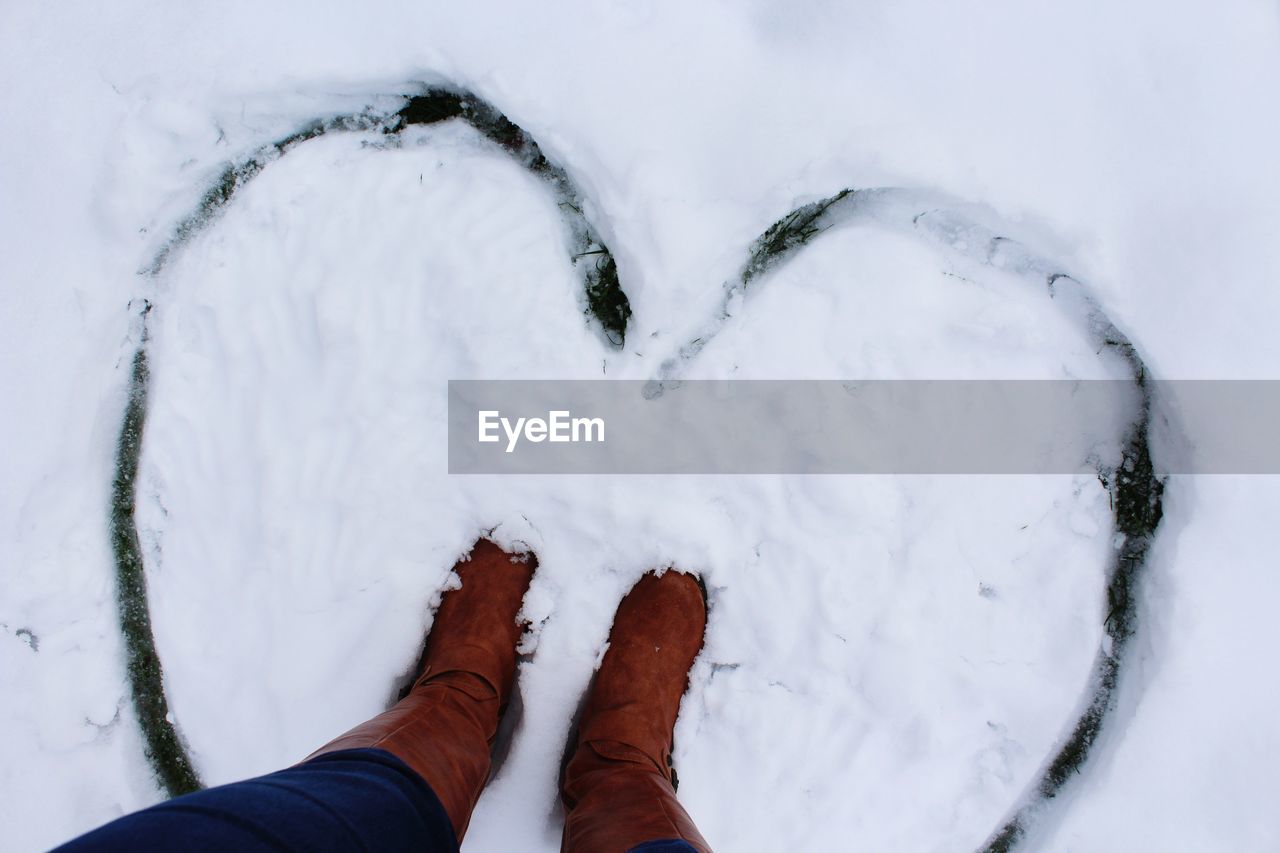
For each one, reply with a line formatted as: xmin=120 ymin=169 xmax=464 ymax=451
xmin=306 ymin=539 xmax=534 ymax=843
xmin=561 ymin=571 xmax=713 ymax=853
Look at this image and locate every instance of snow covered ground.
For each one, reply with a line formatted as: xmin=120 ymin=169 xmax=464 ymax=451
xmin=3 ymin=2 xmax=1280 ymax=851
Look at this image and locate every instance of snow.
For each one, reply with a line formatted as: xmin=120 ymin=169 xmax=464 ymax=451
xmin=3 ymin=1 xmax=1280 ymax=851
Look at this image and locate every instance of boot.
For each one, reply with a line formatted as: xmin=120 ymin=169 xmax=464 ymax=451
xmin=561 ymin=571 xmax=713 ymax=853
xmin=306 ymin=539 xmax=534 ymax=843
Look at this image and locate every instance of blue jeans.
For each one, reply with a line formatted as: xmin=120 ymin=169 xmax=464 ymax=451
xmin=55 ymin=748 xmax=696 ymax=853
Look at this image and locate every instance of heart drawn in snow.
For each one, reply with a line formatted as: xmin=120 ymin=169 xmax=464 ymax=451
xmin=110 ymin=82 xmax=1163 ymax=853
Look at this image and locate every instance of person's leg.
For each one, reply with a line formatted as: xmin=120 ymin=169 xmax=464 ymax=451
xmin=561 ymin=571 xmax=713 ymax=853
xmin=305 ymin=538 xmax=535 ymax=841
xmin=55 ymin=747 xmax=457 ymax=853
xmin=55 ymin=539 xmax=534 ymax=852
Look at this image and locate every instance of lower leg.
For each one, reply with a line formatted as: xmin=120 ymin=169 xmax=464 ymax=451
xmin=307 ymin=539 xmax=534 ymax=842
xmin=561 ymin=571 xmax=713 ymax=853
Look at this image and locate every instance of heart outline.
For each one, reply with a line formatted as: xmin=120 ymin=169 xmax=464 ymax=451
xmin=108 ymin=80 xmax=1166 ymax=852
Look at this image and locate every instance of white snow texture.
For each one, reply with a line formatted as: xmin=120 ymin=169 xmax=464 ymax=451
xmin=3 ymin=2 xmax=1279 ymax=851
